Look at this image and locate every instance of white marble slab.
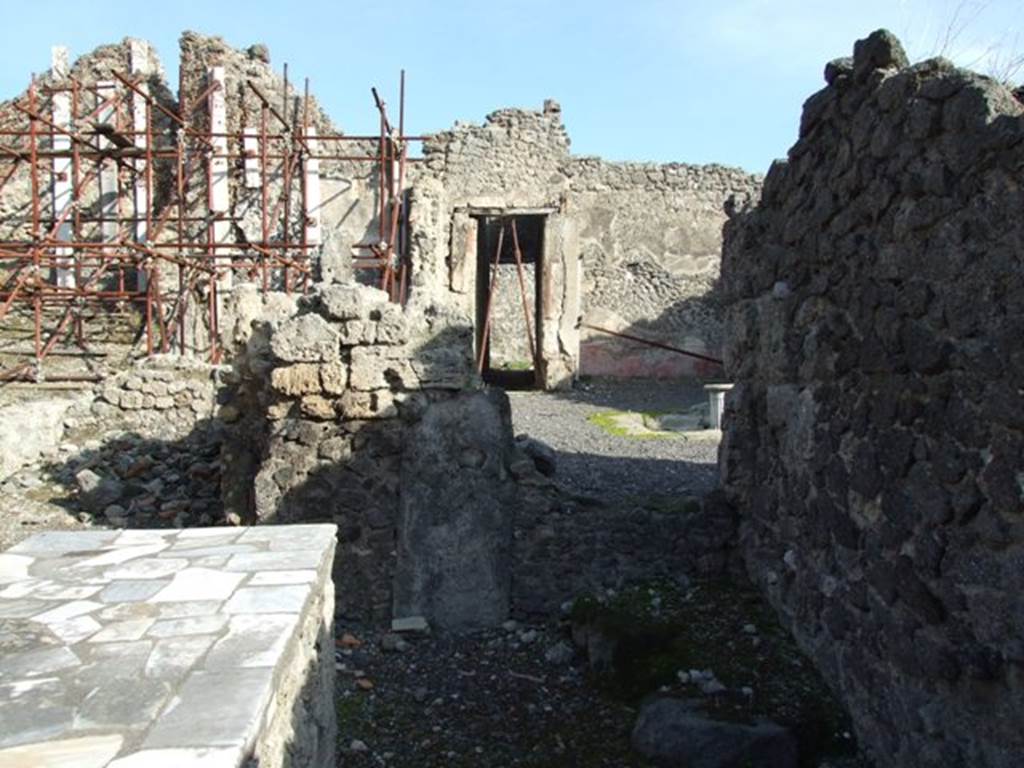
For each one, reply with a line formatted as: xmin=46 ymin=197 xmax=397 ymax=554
xmin=0 ymin=525 xmax=336 ymax=767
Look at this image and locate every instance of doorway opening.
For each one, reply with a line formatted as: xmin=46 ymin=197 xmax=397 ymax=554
xmin=473 ymin=214 xmax=545 ymax=389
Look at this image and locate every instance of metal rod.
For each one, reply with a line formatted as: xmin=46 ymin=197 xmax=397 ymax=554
xmin=578 ymin=322 xmax=725 ymax=365
xmin=476 ymin=221 xmax=505 ymax=375
xmin=509 ymin=219 xmax=537 ymax=365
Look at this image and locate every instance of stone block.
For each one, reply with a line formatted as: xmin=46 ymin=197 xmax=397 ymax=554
xmin=299 ymin=395 xmax=337 ymax=421
xmin=270 ymin=364 xmax=322 ymax=397
xmin=338 ymin=320 xmax=370 ymax=345
xmin=392 ymin=390 xmax=516 ymax=630
xmin=270 ymin=314 xmax=339 ymax=363
xmin=318 ymin=436 xmax=352 ymax=462
xmin=319 ymin=362 xmax=348 ymax=394
xmin=374 ymin=304 xmax=408 ymax=345
xmin=338 ymin=390 xmax=396 ymax=420
xmin=349 ymin=347 xmax=418 ymax=391
xmin=0 ymin=397 xmax=77 ymax=481
xmin=631 ymin=698 xmax=797 ymax=768
xmin=120 ymin=391 xmax=144 ymax=410
xmin=318 ymin=283 xmax=389 ymax=321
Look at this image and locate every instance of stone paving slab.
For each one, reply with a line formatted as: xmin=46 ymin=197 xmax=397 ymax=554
xmin=0 ymin=524 xmax=336 ymax=767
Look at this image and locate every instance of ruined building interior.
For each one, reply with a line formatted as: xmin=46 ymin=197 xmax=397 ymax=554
xmin=0 ymin=26 xmax=1021 ymax=768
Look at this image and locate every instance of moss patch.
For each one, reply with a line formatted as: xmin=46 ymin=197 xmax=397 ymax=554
xmin=587 ymin=410 xmax=680 ymax=440
xmin=571 ymin=579 xmax=859 ymax=767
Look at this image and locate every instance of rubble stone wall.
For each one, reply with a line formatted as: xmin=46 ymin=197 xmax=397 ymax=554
xmin=721 ymin=30 xmax=1024 ymax=768
xmin=89 ymin=357 xmax=223 ymax=439
xmin=221 ymin=283 xmax=530 ymax=625
xmin=411 ymin=105 xmax=759 ymax=381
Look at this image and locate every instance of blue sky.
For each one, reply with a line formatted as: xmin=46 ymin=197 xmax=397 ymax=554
xmin=3 ymin=1 xmax=1021 ymax=173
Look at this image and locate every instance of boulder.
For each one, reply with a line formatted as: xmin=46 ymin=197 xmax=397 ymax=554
xmin=631 ymin=698 xmax=798 ymax=768
xmin=0 ymin=397 xmax=77 ymax=481
xmin=852 ymin=29 xmax=908 ymax=78
xmin=515 ymin=434 xmax=557 ymax=476
xmin=75 ymin=469 xmax=126 ymax=514
xmin=269 ymin=313 xmax=340 ymax=363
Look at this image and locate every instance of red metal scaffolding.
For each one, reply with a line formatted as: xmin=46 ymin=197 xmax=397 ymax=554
xmin=0 ymin=62 xmax=414 ymax=381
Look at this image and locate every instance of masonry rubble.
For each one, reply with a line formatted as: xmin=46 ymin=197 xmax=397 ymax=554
xmin=721 ymin=28 xmax=1024 ymax=768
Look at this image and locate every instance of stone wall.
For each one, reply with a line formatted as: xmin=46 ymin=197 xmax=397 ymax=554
xmin=221 ymin=282 xmax=530 ymax=626
xmin=569 ymin=158 xmax=758 ymax=378
xmin=412 ymin=105 xmax=760 ymax=383
xmin=89 ymin=357 xmax=223 ymax=439
xmin=721 ymin=30 xmax=1024 ymax=768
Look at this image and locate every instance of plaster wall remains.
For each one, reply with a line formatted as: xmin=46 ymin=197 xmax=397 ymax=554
xmin=721 ymin=30 xmax=1024 ymax=768
xmin=411 ymin=104 xmax=760 ymax=385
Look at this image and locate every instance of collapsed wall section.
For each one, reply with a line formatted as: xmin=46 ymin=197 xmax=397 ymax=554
xmin=721 ymin=30 xmax=1024 ymax=768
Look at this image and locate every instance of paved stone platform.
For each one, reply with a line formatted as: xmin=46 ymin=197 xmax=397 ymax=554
xmin=0 ymin=525 xmax=337 ymax=768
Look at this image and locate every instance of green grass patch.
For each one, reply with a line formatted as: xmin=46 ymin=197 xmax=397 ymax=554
xmin=587 ymin=410 xmax=680 ymax=440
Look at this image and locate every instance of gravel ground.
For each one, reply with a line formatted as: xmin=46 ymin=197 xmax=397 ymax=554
xmin=508 ymin=378 xmax=720 ymax=501
xmin=332 ymin=380 xmax=870 ymax=768
xmin=334 ymin=621 xmax=651 ymax=768
xmin=334 ymin=580 xmax=870 ymax=768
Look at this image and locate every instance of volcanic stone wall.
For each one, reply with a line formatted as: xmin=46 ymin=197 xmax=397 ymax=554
xmin=721 ymin=30 xmax=1024 ymax=768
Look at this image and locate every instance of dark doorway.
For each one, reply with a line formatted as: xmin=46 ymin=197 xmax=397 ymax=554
xmin=474 ymin=214 xmax=545 ymax=389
